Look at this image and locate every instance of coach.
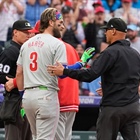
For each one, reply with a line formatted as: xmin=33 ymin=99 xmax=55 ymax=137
xmin=47 ymin=18 xmax=140 ymax=140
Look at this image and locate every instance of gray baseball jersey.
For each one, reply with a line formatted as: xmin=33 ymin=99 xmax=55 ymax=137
xmin=17 ymin=34 xmax=67 ymax=91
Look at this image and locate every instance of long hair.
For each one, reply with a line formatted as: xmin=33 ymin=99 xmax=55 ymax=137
xmin=40 ymin=8 xmax=57 ymax=33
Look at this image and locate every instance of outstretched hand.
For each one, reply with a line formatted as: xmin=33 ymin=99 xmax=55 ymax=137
xmin=47 ymin=62 xmax=65 ymax=76
xmin=80 ymin=47 xmax=95 ymax=66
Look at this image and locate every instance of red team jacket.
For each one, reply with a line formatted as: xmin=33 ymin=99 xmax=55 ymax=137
xmin=58 ymin=41 xmax=80 ymax=112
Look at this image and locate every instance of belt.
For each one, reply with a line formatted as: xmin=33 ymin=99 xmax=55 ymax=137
xmin=25 ymin=85 xmax=48 ymax=90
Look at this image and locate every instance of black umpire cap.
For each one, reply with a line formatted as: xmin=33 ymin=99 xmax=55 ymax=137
xmin=12 ymin=19 xmax=32 ymax=31
xmin=101 ymin=18 xmax=127 ymax=33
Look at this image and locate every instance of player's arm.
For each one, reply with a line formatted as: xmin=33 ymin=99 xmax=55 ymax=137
xmin=64 ymin=47 xmax=95 ymax=69
xmin=16 ymin=46 xmax=25 ymax=97
xmin=59 ymin=47 xmax=95 ymax=78
xmin=16 ymin=64 xmax=24 ymax=97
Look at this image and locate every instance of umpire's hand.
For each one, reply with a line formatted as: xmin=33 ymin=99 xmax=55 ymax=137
xmin=5 ymin=76 xmax=15 ymax=92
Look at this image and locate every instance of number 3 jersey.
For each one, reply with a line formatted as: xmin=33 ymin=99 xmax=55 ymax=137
xmin=0 ymin=41 xmax=21 ymax=93
xmin=17 ymin=34 xmax=67 ymax=91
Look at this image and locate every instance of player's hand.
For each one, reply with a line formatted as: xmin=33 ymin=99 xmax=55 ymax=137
xmin=80 ymin=47 xmax=95 ymax=66
xmin=5 ymin=76 xmax=15 ymax=92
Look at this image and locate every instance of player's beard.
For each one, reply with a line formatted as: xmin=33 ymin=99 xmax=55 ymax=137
xmin=53 ymin=26 xmax=61 ymax=38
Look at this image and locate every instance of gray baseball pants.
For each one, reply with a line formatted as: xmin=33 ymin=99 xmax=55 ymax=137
xmin=55 ymin=111 xmax=76 ymax=140
xmin=22 ymin=88 xmax=59 ymax=140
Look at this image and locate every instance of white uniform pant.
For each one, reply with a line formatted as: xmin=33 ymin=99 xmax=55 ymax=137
xmin=55 ymin=111 xmax=76 ymax=140
xmin=22 ymin=88 xmax=59 ymax=140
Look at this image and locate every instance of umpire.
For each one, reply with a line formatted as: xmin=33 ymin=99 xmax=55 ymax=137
xmin=47 ymin=18 xmax=140 ymax=140
xmin=0 ymin=20 xmax=32 ymax=140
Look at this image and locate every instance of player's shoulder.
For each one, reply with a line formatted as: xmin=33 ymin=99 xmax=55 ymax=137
xmin=37 ymin=34 xmax=64 ymax=44
xmin=63 ymin=41 xmax=72 ymax=48
xmin=63 ymin=41 xmax=76 ymax=51
xmin=51 ymin=36 xmax=64 ymax=44
xmin=50 ymin=37 xmax=66 ymax=48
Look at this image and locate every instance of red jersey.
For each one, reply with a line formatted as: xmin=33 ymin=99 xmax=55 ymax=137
xmin=58 ymin=42 xmax=80 ymax=112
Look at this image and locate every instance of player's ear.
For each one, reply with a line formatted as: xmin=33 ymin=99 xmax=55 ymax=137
xmin=49 ymin=20 xmax=54 ymax=27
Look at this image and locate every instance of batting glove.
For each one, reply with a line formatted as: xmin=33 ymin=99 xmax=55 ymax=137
xmin=20 ymin=108 xmax=26 ymax=118
xmin=80 ymin=47 xmax=95 ymax=66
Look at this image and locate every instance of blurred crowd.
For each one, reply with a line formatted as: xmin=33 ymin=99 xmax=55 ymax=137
xmin=0 ymin=0 xmax=140 ymax=96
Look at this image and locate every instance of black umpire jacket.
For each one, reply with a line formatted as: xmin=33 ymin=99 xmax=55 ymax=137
xmin=64 ymin=39 xmax=140 ymax=107
xmin=0 ymin=40 xmax=21 ymax=95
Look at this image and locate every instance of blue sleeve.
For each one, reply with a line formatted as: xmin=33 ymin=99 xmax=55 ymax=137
xmin=59 ymin=62 xmax=83 ymax=79
xmin=67 ymin=62 xmax=83 ymax=69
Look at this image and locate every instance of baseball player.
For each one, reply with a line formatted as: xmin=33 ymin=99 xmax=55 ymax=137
xmin=28 ymin=19 xmax=95 ymax=140
xmin=16 ymin=8 xmax=67 ymax=140
xmin=51 ymin=22 xmax=95 ymax=139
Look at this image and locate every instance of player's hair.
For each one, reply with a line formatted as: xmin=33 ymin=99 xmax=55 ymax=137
xmin=40 ymin=7 xmax=57 ymax=33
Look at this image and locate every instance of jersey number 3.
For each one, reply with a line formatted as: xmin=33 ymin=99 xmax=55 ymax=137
xmin=30 ymin=52 xmax=38 ymax=71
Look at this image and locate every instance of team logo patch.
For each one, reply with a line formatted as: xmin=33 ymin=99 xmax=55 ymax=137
xmin=25 ymin=22 xmax=31 ymax=27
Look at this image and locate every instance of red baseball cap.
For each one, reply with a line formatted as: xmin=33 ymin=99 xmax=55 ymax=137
xmin=122 ymin=0 xmax=132 ymax=2
xmin=94 ymin=6 xmax=105 ymax=14
xmin=92 ymin=0 xmax=102 ymax=7
xmin=28 ymin=20 xmax=40 ymax=33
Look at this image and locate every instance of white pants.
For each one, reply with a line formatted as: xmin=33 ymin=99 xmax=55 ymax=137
xmin=22 ymin=88 xmax=59 ymax=140
xmin=55 ymin=111 xmax=76 ymax=140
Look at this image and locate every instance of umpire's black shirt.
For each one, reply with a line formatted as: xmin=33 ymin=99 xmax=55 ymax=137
xmin=64 ymin=40 xmax=140 ymax=106
xmin=0 ymin=40 xmax=21 ymax=94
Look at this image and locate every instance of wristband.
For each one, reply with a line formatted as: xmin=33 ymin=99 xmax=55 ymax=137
xmin=67 ymin=62 xmax=83 ymax=69
xmin=59 ymin=62 xmax=83 ymax=79
xmin=19 ymin=90 xmax=24 ymax=97
xmin=13 ymin=78 xmax=17 ymax=88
